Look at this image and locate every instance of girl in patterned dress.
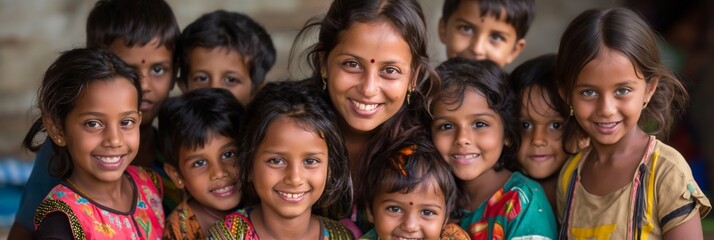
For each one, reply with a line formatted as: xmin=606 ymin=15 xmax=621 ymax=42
xmin=358 ymin=135 xmax=469 ymax=240
xmin=27 ymin=48 xmax=164 ymax=239
xmin=208 ymin=81 xmax=354 ymax=239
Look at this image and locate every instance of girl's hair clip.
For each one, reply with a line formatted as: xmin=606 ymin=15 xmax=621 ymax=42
xmin=391 ymin=145 xmax=416 ymax=177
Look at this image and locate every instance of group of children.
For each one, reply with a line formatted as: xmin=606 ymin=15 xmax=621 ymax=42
xmin=10 ymin=0 xmax=711 ymax=239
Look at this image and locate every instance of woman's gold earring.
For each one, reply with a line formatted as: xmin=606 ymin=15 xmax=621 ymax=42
xmin=321 ymin=73 xmax=327 ymax=91
xmin=642 ymin=101 xmax=648 ymax=110
xmin=406 ymin=90 xmax=412 ymax=105
xmin=54 ymin=137 xmax=64 ymax=146
xmin=569 ymin=106 xmax=574 ymax=116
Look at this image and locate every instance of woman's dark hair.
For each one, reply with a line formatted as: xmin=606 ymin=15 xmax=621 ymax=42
xmin=158 ymin=88 xmax=244 ymax=169
xmin=237 ymin=81 xmax=352 ymax=217
xmin=555 ymin=7 xmax=688 ymax=141
xmin=23 ymin=48 xmax=141 ymax=179
xmin=433 ymin=58 xmax=520 ymax=172
xmin=361 ymin=135 xmax=458 ymax=222
xmin=176 ymin=10 xmax=276 ymax=91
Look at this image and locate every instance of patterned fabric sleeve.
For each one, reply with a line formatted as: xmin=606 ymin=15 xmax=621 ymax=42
xmin=654 ymin=144 xmax=711 ymax=233
xmin=163 ymin=201 xmax=203 ymax=239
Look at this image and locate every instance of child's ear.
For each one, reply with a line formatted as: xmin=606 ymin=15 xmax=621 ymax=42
xmin=365 ymin=205 xmax=375 ymax=224
xmin=42 ymin=116 xmax=65 ymax=147
xmin=505 ymin=38 xmax=526 ymax=66
xmin=644 ymin=75 xmax=660 ymax=103
xmin=163 ymin=163 xmax=184 ymax=189
xmin=438 ymin=18 xmax=447 ymax=44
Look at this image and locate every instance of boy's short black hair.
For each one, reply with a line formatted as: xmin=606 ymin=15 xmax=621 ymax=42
xmin=441 ymin=0 xmax=535 ymax=39
xmin=158 ymin=88 xmax=244 ymax=168
xmin=86 ymin=0 xmax=180 ymax=51
xmin=177 ymin=10 xmax=276 ymax=91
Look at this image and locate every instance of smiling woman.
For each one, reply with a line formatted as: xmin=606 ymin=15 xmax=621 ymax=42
xmin=291 ymin=1 xmax=440 ymax=231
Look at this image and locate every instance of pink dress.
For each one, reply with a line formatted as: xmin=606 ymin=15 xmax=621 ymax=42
xmin=34 ymin=166 xmax=165 ymax=240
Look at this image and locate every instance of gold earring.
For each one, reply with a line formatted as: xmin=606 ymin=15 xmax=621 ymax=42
xmin=321 ymin=73 xmax=327 ymax=91
xmin=406 ymin=90 xmax=412 ymax=105
xmin=177 ymin=179 xmax=182 ymax=185
xmin=54 ymin=137 xmax=64 ymax=146
xmin=642 ymin=101 xmax=648 ymax=110
xmin=569 ymin=106 xmax=574 ymax=116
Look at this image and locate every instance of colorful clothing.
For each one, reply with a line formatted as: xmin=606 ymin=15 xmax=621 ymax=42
xmin=34 ymin=166 xmax=165 ymax=240
xmin=359 ymin=223 xmax=469 ymax=240
xmin=207 ymin=208 xmax=354 ymax=239
xmin=163 ymin=201 xmax=203 ymax=240
xmin=557 ymin=136 xmax=711 ymax=239
xmin=459 ymin=171 xmax=557 ymax=239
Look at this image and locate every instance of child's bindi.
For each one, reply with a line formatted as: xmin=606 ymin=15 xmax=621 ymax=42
xmin=370 ymin=59 xmax=375 ymax=63
xmin=141 ymin=59 xmax=145 ymax=64
xmin=409 ymin=201 xmax=413 ymax=206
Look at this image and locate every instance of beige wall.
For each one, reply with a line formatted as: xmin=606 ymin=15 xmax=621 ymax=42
xmin=0 ymin=0 xmax=620 ymax=158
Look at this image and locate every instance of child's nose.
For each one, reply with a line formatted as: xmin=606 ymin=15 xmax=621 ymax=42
xmin=283 ymin=164 xmax=303 ymax=186
xmin=102 ymin=125 xmax=123 ymax=148
xmin=400 ymin=214 xmax=420 ymax=233
xmin=454 ymin=127 xmax=472 ymax=146
xmin=531 ymin=127 xmax=548 ymax=147
xmin=469 ymin=36 xmax=487 ymax=59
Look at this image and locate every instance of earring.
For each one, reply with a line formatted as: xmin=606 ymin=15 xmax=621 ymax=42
xmin=321 ymin=73 xmax=327 ymax=91
xmin=406 ymin=90 xmax=412 ymax=105
xmin=54 ymin=136 xmax=64 ymax=146
xmin=569 ymin=106 xmax=574 ymax=116
xmin=177 ymin=179 xmax=182 ymax=185
xmin=642 ymin=101 xmax=648 ymax=110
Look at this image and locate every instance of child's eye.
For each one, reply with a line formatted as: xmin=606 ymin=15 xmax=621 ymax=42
xmin=457 ymin=24 xmax=473 ymax=34
xmin=580 ymin=90 xmax=597 ymax=97
xmin=192 ymin=159 xmax=207 ymax=168
xmin=84 ymin=120 xmax=102 ymax=128
xmin=120 ymin=119 xmax=136 ymax=127
xmin=437 ymin=123 xmax=453 ymax=131
xmin=193 ymin=75 xmax=209 ymax=83
xmin=420 ymin=209 xmax=437 ymax=216
xmin=550 ymin=122 xmax=562 ymax=130
xmin=489 ymin=33 xmax=505 ymax=42
xmin=615 ymin=88 xmax=631 ymax=95
xmin=472 ymin=121 xmax=488 ymax=128
xmin=222 ymin=151 xmax=235 ymax=160
xmin=224 ymin=77 xmax=239 ymax=84
xmin=267 ymin=157 xmax=285 ymax=165
xmin=521 ymin=121 xmax=532 ymax=130
xmin=304 ymin=157 xmax=320 ymax=165
xmin=151 ymin=65 xmax=166 ymax=76
xmin=386 ymin=206 xmax=402 ymax=213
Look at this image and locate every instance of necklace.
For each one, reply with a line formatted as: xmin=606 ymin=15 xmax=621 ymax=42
xmin=65 ymin=178 xmax=93 ymax=200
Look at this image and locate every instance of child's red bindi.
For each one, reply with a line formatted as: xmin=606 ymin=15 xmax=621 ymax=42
xmin=141 ymin=59 xmax=145 ymax=64
xmin=370 ymin=59 xmax=375 ymax=63
xmin=409 ymin=202 xmax=413 ymax=206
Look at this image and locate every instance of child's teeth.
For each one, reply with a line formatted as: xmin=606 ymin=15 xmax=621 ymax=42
xmin=97 ymin=156 xmax=121 ymax=163
xmin=213 ymin=185 xmax=233 ymax=193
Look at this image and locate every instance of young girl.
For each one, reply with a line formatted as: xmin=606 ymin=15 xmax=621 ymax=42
xmin=430 ymin=57 xmax=557 ymax=239
xmin=208 ymin=81 xmax=354 ymax=239
xmin=159 ymin=88 xmax=244 ymax=239
xmin=510 ymin=54 xmax=571 ymax=210
xmin=359 ymin=136 xmax=468 ymax=240
xmin=555 ymin=8 xmax=711 ymax=239
xmin=27 ymin=48 xmax=164 ymax=239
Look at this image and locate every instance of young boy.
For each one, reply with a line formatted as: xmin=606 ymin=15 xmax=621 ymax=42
xmin=9 ymin=0 xmax=180 ymax=238
xmin=159 ymin=88 xmax=244 ymax=239
xmin=438 ymin=0 xmax=534 ymax=67
xmin=176 ymin=10 xmax=276 ymax=107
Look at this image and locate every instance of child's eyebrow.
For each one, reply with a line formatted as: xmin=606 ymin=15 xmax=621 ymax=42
xmin=78 ymin=110 xmax=139 ymax=118
xmin=379 ymin=199 xmax=444 ymax=210
xmin=261 ymin=150 xmax=326 ymax=157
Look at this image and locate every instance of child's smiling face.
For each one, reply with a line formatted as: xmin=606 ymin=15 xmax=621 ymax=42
xmin=59 ymin=78 xmax=141 ymax=184
xmin=172 ymin=133 xmax=241 ymax=212
xmin=438 ymin=0 xmax=524 ymax=67
xmin=109 ymin=38 xmax=173 ymax=126
xmin=184 ymin=47 xmax=253 ymax=107
xmin=570 ymin=48 xmax=658 ymax=147
xmin=367 ymin=179 xmax=447 ymax=240
xmin=517 ymin=86 xmax=568 ymax=179
xmin=251 ymin=117 xmax=329 ymax=219
xmin=431 ymin=88 xmax=506 ymax=182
